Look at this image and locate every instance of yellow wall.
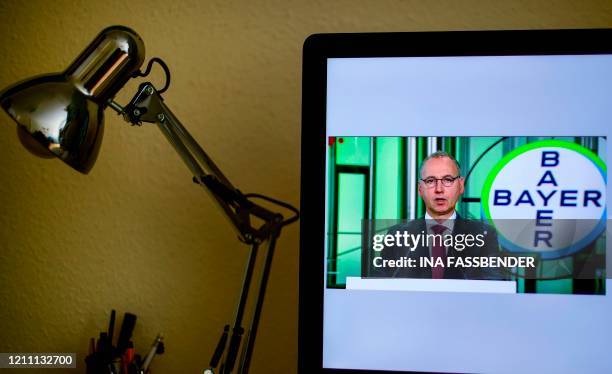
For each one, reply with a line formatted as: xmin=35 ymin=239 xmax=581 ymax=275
xmin=0 ymin=0 xmax=611 ymax=373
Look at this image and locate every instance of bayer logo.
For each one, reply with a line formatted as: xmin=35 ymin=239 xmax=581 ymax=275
xmin=482 ymin=140 xmax=606 ymax=259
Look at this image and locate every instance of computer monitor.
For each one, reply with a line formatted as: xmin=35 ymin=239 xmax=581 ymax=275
xmin=299 ymin=29 xmax=612 ymax=374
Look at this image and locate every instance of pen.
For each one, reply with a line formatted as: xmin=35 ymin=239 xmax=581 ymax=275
xmin=122 ymin=341 xmax=134 ymax=374
xmin=142 ymin=334 xmax=163 ymax=372
xmin=108 ymin=309 xmax=116 ymax=349
xmin=97 ymin=332 xmax=107 ymax=356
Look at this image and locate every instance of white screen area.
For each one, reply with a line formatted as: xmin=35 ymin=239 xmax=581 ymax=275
xmin=323 ymin=55 xmax=612 ymax=373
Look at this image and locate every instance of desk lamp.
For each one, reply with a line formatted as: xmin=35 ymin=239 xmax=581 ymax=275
xmin=0 ymin=26 xmax=298 ymax=374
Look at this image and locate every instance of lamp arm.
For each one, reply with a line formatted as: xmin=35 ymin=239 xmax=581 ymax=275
xmin=154 ymin=94 xmax=235 ymax=190
xmin=117 ymin=82 xmax=284 ymax=243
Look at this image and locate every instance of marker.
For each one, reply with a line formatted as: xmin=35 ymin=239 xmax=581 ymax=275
xmin=116 ymin=313 xmax=137 ymax=355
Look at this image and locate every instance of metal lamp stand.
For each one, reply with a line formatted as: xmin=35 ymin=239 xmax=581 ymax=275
xmin=109 ymin=81 xmax=299 ymax=374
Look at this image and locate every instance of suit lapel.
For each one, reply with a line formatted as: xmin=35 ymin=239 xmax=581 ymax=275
xmin=415 ymin=219 xmax=432 ymax=278
xmin=447 ymin=216 xmax=467 ymax=279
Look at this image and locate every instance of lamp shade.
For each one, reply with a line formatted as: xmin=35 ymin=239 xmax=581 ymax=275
xmin=0 ymin=26 xmax=145 ymax=174
xmin=1 ymin=75 xmax=105 ymax=173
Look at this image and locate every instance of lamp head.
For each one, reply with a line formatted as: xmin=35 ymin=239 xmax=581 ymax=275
xmin=0 ymin=26 xmax=145 ymax=173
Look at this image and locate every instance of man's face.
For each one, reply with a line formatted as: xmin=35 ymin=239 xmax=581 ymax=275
xmin=418 ymin=156 xmax=464 ymax=219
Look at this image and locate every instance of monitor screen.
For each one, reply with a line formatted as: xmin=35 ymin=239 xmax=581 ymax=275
xmin=300 ymin=30 xmax=612 ymax=374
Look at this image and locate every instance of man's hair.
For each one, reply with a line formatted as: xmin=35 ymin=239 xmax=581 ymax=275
xmin=419 ymin=151 xmax=462 ymax=178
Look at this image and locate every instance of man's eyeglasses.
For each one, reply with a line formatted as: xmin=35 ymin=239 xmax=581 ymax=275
xmin=420 ymin=175 xmax=461 ymax=188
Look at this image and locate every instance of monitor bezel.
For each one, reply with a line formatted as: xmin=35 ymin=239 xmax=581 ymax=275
xmin=299 ymin=29 xmax=612 ymax=374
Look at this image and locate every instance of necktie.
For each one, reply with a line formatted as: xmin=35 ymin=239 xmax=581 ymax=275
xmin=431 ymin=224 xmax=447 ymax=279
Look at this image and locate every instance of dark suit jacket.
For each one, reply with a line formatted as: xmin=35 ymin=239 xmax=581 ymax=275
xmin=368 ymin=216 xmax=509 ymax=280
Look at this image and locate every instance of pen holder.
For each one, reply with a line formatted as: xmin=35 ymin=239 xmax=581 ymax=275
xmin=86 ymin=310 xmax=163 ymax=374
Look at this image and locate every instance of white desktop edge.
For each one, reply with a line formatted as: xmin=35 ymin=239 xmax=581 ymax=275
xmin=345 ymin=277 xmax=517 ymax=293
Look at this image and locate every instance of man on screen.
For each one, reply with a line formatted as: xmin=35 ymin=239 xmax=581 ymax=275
xmin=375 ymin=151 xmax=508 ymax=280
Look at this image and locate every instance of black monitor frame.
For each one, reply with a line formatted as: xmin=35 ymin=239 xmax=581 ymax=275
xmin=299 ymin=29 xmax=612 ymax=374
